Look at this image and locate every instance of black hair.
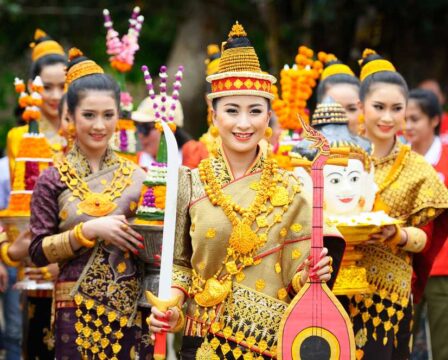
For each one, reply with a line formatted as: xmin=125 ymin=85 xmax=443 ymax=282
xmin=30 ymin=54 xmax=67 ymax=80
xmin=58 ymin=93 xmax=67 ymax=119
xmin=211 ymin=97 xmax=271 ymax=111
xmin=316 ymin=62 xmax=360 ymax=103
xmin=223 ymin=35 xmax=252 ymax=50
xmin=136 ymin=122 xmax=156 ymax=137
xmin=409 ymin=88 xmax=442 ymax=135
xmin=67 ymin=74 xmax=120 ymax=114
xmin=359 ymin=54 xmax=408 ymax=102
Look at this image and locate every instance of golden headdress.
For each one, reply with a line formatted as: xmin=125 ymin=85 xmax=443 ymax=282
xmin=30 ymin=29 xmax=65 ymax=62
xmin=359 ymin=49 xmax=396 ymax=82
xmin=65 ymin=48 xmax=104 ymax=86
xmin=319 ymin=52 xmax=355 ymax=81
xmin=206 ymin=21 xmax=276 ymax=100
xmin=205 ymin=44 xmax=221 ymax=76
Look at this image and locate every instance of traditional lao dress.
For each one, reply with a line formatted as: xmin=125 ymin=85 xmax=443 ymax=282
xmin=29 ymin=145 xmax=152 ymax=359
xmin=172 ymin=147 xmax=344 ymax=359
xmin=350 ymin=141 xmax=448 ymax=360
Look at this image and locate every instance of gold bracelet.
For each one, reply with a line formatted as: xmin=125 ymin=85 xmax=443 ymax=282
xmin=170 ymin=304 xmax=186 ymax=333
xmin=42 ymin=231 xmax=75 ymax=263
xmin=0 ymin=243 xmax=20 ymax=267
xmin=74 ymin=223 xmax=96 ymax=248
xmin=291 ymin=271 xmax=304 ymax=294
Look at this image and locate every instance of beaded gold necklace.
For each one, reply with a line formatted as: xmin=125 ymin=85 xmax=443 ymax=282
xmin=193 ymin=156 xmax=299 ymax=315
xmin=57 ymin=157 xmax=134 ymax=217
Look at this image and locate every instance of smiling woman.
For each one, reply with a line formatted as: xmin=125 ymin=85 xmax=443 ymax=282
xmin=28 ymin=48 xmax=152 ymax=359
xmin=146 ymin=22 xmax=343 ymax=360
xmin=349 ymin=49 xmax=448 ymax=360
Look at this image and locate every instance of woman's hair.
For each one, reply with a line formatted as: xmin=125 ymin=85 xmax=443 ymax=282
xmin=67 ymin=74 xmax=120 ymax=114
xmin=409 ymin=88 xmax=442 ymax=135
xmin=58 ymin=93 xmax=67 ymax=119
xmin=30 ymin=53 xmax=67 ymax=80
xmin=359 ymin=54 xmax=408 ymax=102
xmin=211 ymin=97 xmax=271 ymax=111
xmin=316 ymin=60 xmax=360 ymax=103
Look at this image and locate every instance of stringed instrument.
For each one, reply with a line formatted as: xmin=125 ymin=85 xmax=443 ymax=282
xmin=278 ymin=118 xmax=355 ymax=360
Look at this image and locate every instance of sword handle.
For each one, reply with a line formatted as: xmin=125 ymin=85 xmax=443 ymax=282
xmin=154 ymin=331 xmax=167 ymax=360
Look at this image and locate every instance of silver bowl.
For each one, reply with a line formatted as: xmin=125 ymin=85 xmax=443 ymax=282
xmin=130 ymin=224 xmax=163 ymax=265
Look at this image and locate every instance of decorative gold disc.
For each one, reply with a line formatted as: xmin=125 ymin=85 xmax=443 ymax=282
xmin=77 ymin=193 xmax=117 ymax=217
xmin=229 ymin=223 xmax=260 ymax=255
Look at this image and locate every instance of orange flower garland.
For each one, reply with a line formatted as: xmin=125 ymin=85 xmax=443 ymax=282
xmin=272 ymin=46 xmax=323 ymax=130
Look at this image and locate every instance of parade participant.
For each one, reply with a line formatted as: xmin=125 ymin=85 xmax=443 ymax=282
xmin=316 ymin=53 xmax=362 ymax=134
xmin=349 ymin=49 xmax=448 ymax=360
xmin=406 ymin=88 xmax=448 ymax=184
xmin=406 ymin=88 xmax=448 ymax=360
xmin=29 ymin=48 xmax=152 ymax=359
xmin=132 ymin=95 xmax=206 ymax=169
xmin=418 ymin=79 xmax=448 ymax=144
xmin=7 ymin=29 xmax=66 ymax=179
xmin=148 ymin=22 xmax=340 ymax=359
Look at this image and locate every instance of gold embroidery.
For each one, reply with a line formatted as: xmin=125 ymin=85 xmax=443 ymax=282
xmin=205 ymin=228 xmax=216 ymax=239
xmin=290 ymin=223 xmax=303 ymax=233
xmin=291 ymin=248 xmax=301 ymax=260
xmin=255 ymin=279 xmax=266 ymax=291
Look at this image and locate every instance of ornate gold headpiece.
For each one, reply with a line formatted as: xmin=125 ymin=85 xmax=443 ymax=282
xmin=319 ymin=52 xmax=355 ymax=81
xmin=30 ymin=28 xmax=65 ymax=62
xmin=206 ymin=21 xmax=276 ymax=100
xmin=359 ymin=48 xmax=396 ymax=82
xmin=65 ymin=48 xmax=104 ymax=86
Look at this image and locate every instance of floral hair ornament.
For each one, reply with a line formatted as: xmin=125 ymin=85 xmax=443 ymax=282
xmin=319 ymin=52 xmax=355 ymax=81
xmin=141 ymin=64 xmax=184 ymax=133
xmin=30 ymin=28 xmax=65 ymax=62
xmin=103 ymin=7 xmax=144 ymax=73
xmin=359 ymin=48 xmax=396 ymax=82
xmin=15 ymin=77 xmax=44 ymax=125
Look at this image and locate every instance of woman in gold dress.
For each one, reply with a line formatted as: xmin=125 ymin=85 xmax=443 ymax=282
xmin=29 ymin=49 xmax=152 ymax=359
xmin=349 ymin=49 xmax=448 ymax=360
xmin=148 ymin=22 xmax=341 ymax=359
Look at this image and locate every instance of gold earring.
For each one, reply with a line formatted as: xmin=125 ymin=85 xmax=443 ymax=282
xmin=210 ymin=125 xmax=219 ymax=138
xmin=264 ymin=127 xmax=273 ymax=139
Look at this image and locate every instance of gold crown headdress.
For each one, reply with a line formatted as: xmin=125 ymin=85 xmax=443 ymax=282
xmin=206 ymin=21 xmax=276 ymax=100
xmin=318 ymin=52 xmax=355 ymax=81
xmin=359 ymin=49 xmax=396 ymax=82
xmin=65 ymin=48 xmax=104 ymax=86
xmin=30 ymin=29 xmax=65 ymax=62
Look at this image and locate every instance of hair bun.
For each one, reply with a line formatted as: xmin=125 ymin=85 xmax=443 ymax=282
xmin=207 ymin=44 xmax=220 ymax=57
xmin=318 ymin=51 xmax=338 ymax=66
xmin=362 ymin=48 xmax=377 ymax=59
xmin=68 ymin=48 xmax=84 ymax=62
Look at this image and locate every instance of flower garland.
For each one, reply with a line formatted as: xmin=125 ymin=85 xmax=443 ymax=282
xmin=103 ymin=7 xmax=144 ymax=73
xmin=271 ymin=46 xmax=323 ymax=131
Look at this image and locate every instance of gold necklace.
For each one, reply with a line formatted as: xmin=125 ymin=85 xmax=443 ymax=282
xmin=57 ymin=157 xmax=134 ymax=217
xmin=192 ymin=157 xmax=299 ymax=311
